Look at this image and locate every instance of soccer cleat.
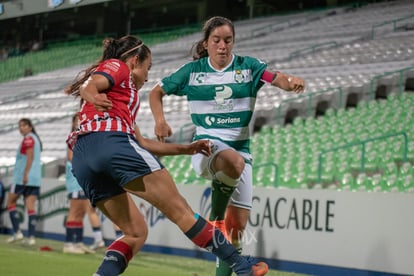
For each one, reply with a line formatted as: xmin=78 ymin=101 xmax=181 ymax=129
xmin=63 ymin=243 xmax=86 ymax=254
xmin=90 ymin=240 xmax=105 ymax=250
xmin=78 ymin=243 xmax=96 ymax=254
xmin=7 ymin=231 xmax=24 ymax=243
xmin=250 ymin=262 xmax=269 ymax=276
xmin=27 ymin=237 xmax=36 ymax=246
xmin=236 ymin=257 xmax=269 ymax=276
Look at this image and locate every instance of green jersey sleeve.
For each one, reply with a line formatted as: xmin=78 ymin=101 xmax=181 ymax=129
xmin=159 ymin=62 xmax=193 ymax=96
xmin=244 ymin=56 xmax=268 ymax=94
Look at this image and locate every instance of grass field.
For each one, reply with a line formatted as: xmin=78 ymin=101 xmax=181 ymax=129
xmin=0 ymin=234 xmax=307 ymax=276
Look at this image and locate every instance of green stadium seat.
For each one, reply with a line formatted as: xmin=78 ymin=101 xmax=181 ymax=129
xmin=398 ymin=174 xmax=414 ymax=193
xmin=339 ymin=173 xmax=355 ymax=191
xmin=279 ymin=172 xmax=296 ymax=189
xmin=381 ymin=173 xmax=400 ymax=192
xmin=364 ymin=152 xmax=380 ymax=172
xmin=383 ymin=161 xmax=399 ymax=176
xmin=399 ymin=162 xmax=414 ymax=176
xmin=369 ymin=173 xmax=385 ymax=192
xmin=354 ymin=173 xmax=370 ymax=191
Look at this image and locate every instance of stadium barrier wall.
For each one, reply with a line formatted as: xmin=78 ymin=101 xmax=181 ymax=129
xmin=0 ymin=177 xmax=412 ymax=276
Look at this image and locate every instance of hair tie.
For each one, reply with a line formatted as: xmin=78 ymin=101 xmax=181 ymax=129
xmin=121 ymin=42 xmax=144 ymax=57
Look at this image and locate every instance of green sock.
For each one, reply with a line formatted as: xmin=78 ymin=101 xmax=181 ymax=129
xmin=215 ymin=246 xmax=241 ymax=276
xmin=210 ymin=180 xmax=236 ymax=276
xmin=215 ymin=257 xmax=234 ymax=276
xmin=209 ymin=180 xmax=235 ymax=221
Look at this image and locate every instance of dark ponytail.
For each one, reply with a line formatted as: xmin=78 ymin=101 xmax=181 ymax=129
xmin=65 ymin=35 xmax=151 ymax=97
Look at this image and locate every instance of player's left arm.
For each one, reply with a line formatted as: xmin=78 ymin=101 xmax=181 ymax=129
xmin=134 ymin=125 xmax=211 ymax=157
xmin=261 ymin=70 xmax=305 ymax=94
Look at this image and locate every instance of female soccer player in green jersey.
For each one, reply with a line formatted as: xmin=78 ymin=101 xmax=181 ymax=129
xmin=149 ymin=16 xmax=305 ymax=276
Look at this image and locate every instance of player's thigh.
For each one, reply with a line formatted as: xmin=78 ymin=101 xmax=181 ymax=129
xmin=124 ymin=169 xmax=192 ymax=223
xmin=192 ymin=139 xmax=243 ymax=178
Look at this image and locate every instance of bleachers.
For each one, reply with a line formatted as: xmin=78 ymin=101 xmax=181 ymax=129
xmin=0 ymin=0 xmax=413 ymax=189
xmin=162 ymin=92 xmax=414 ymax=193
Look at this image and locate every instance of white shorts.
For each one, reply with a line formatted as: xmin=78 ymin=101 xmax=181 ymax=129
xmin=191 ymin=139 xmax=253 ymax=209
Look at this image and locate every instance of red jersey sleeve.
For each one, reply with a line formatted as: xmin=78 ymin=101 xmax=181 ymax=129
xmin=20 ymin=136 xmax=35 ymax=154
xmin=93 ymin=59 xmax=130 ymax=88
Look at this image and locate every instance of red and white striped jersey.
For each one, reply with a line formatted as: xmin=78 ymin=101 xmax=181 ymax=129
xmin=67 ymin=59 xmax=140 ymax=149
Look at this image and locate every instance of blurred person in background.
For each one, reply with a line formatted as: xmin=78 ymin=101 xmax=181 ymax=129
xmin=87 ymin=206 xmax=106 ymax=250
xmin=65 ymin=34 xmax=268 ymax=276
xmin=88 ymin=207 xmax=123 ymax=250
xmin=6 ymin=118 xmax=43 ymax=246
xmin=149 ymin=16 xmax=304 ymax=276
xmin=0 ymin=176 xmax=5 ymax=214
xmin=63 ymin=114 xmax=101 ymax=254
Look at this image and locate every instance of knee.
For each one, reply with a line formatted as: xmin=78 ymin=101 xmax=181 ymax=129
xmin=116 ymin=227 xmax=148 ymax=255
xmin=214 ymin=151 xmax=245 ymax=179
xmin=228 ymin=155 xmax=245 ymax=178
xmin=127 ymin=224 xmax=149 ymax=243
xmin=213 ymin=155 xmax=245 ymax=187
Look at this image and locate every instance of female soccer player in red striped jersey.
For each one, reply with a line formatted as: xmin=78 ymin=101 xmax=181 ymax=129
xmin=65 ymin=35 xmax=268 ymax=276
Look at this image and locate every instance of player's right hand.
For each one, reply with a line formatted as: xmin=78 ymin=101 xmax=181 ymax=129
xmin=154 ymin=121 xmax=172 ymax=142
xmin=93 ymin=93 xmax=113 ymax=111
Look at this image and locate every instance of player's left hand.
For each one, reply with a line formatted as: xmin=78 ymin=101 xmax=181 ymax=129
xmin=187 ymin=140 xmax=211 ymax=156
xmin=288 ymin=76 xmax=305 ymax=93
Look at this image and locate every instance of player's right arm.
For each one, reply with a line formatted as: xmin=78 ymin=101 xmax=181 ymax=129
xmin=149 ymin=84 xmax=172 ymax=142
xmin=79 ymin=74 xmax=113 ymax=111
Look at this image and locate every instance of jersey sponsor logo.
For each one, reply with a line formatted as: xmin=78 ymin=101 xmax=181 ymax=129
xmin=205 ymin=116 xmax=216 ymax=126
xmin=102 ymin=61 xmax=121 ymax=75
xmin=214 ymin=85 xmax=234 ymax=111
xmin=217 ymin=117 xmax=241 ymax=124
xmin=205 ymin=115 xmax=241 ymax=126
xmin=104 ymin=60 xmax=121 ymax=72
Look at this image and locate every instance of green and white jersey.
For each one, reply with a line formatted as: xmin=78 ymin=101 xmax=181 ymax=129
xmin=160 ymin=54 xmax=267 ymax=154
